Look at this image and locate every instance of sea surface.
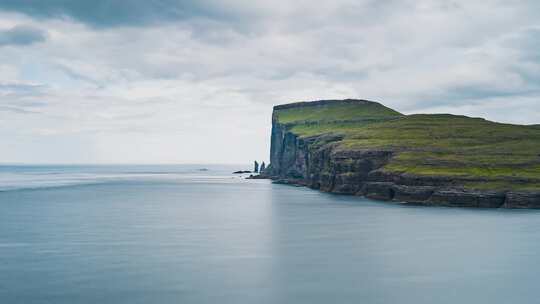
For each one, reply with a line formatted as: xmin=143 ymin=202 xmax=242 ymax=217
xmin=1 ymin=164 xmax=540 ymax=304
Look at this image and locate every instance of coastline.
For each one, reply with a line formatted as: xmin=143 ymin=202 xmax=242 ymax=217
xmin=255 ymin=174 xmax=540 ymax=208
xmin=263 ymin=99 xmax=540 ymax=209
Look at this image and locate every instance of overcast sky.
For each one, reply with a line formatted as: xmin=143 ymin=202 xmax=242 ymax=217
xmin=0 ymin=0 xmax=539 ymax=164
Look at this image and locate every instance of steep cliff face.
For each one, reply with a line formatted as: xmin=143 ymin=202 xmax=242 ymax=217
xmin=268 ymin=100 xmax=400 ymax=196
xmin=265 ymin=99 xmax=540 ymax=208
xmin=269 ymin=100 xmax=391 ymax=190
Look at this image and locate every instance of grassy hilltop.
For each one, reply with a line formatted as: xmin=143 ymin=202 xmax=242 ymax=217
xmin=274 ymin=100 xmax=540 ymax=191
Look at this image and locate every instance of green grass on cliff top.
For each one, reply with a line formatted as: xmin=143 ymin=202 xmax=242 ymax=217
xmin=275 ymin=101 xmax=402 ymax=124
xmin=275 ymin=102 xmax=540 ymax=191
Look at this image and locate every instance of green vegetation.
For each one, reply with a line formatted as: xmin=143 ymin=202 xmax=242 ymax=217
xmin=275 ymin=101 xmax=402 ymax=125
xmin=275 ymin=101 xmax=540 ymax=191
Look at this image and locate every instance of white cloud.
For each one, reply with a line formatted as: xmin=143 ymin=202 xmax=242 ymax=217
xmin=0 ymin=1 xmax=539 ymax=163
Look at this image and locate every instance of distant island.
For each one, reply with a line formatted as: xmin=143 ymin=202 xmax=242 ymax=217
xmin=260 ymin=99 xmax=540 ymax=208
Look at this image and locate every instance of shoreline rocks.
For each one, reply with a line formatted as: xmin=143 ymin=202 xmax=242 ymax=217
xmin=233 ymin=170 xmax=251 ymax=174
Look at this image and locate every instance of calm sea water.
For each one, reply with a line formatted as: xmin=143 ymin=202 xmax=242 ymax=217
xmin=1 ymin=165 xmax=540 ymax=304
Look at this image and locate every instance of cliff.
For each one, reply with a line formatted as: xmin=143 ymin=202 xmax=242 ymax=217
xmin=265 ymin=99 xmax=540 ymax=208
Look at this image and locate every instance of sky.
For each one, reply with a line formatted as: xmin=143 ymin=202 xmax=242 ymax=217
xmin=0 ymin=0 xmax=539 ymax=164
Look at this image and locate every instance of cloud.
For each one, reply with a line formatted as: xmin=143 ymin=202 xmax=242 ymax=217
xmin=0 ymin=82 xmax=48 ymax=115
xmin=0 ymin=0 xmax=257 ymax=28
xmin=0 ymin=24 xmax=47 ymax=46
xmin=0 ymin=1 xmax=540 ymax=163
xmin=0 ymin=83 xmax=45 ymax=94
xmin=0 ymin=105 xmax=40 ymax=114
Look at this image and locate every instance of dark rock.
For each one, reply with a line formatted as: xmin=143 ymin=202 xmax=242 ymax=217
xmin=332 ymin=173 xmax=365 ymax=194
xmin=233 ymin=170 xmax=251 ymax=174
xmin=393 ymin=185 xmax=434 ymax=203
xmin=273 ymin=178 xmax=305 ymax=186
xmin=423 ymin=190 xmax=505 ymax=208
xmin=362 ymin=182 xmax=395 ymax=201
xmin=477 ymin=192 xmax=506 ymax=208
xmin=427 ymin=190 xmax=481 ymax=207
xmin=246 ymin=174 xmax=270 ymax=180
xmin=504 ymin=192 xmax=540 ymax=208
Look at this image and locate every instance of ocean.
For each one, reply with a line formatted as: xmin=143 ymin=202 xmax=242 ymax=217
xmin=1 ymin=164 xmax=540 ymax=303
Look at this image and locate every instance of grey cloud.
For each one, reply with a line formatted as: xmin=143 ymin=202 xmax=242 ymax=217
xmin=53 ymin=64 xmax=106 ymax=88
xmin=0 ymin=82 xmax=48 ymax=115
xmin=407 ymin=87 xmax=540 ymax=112
xmin=0 ymin=98 xmax=46 ymax=115
xmin=0 ymin=0 xmax=250 ymax=28
xmin=505 ymin=28 xmax=540 ymax=63
xmin=400 ymin=72 xmax=540 ymax=112
xmin=3 ymin=0 xmax=540 ymax=163
xmin=0 ymin=83 xmax=44 ymax=90
xmin=0 ymin=83 xmax=46 ymax=96
xmin=0 ymin=106 xmax=40 ymax=114
xmin=0 ymin=25 xmax=47 ymax=46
